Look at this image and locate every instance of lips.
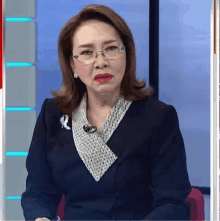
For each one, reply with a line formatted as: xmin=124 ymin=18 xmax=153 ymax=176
xmin=94 ymin=73 xmax=112 ymax=79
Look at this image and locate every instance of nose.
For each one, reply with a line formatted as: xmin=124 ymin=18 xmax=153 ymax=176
xmin=94 ymin=51 xmax=108 ymax=68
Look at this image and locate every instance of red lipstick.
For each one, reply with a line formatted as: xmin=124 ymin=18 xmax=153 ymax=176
xmin=94 ymin=73 xmax=112 ymax=79
xmin=94 ymin=73 xmax=113 ymax=83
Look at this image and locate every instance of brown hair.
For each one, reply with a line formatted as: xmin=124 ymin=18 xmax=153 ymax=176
xmin=51 ymin=4 xmax=155 ymax=118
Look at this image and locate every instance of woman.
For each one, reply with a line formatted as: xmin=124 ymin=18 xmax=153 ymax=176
xmin=21 ymin=4 xmax=192 ymax=221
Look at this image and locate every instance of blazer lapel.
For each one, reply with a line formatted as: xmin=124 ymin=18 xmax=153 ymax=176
xmin=57 ymin=96 xmax=151 ymax=177
xmin=106 ymin=97 xmax=152 ymax=164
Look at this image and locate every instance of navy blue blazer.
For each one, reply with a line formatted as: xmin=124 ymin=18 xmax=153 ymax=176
xmin=21 ymin=95 xmax=192 ymax=220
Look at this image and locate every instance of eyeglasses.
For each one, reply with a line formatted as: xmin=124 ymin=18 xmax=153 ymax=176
xmin=73 ymin=45 xmax=125 ymax=65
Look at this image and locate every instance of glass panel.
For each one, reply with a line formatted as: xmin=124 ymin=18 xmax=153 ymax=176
xmin=159 ymin=0 xmax=210 ymax=189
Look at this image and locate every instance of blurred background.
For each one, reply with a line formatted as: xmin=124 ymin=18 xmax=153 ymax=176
xmin=4 ymin=0 xmax=210 ymax=220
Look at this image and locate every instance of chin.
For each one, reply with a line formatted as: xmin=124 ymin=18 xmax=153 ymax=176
xmin=98 ymin=86 xmax=121 ymax=95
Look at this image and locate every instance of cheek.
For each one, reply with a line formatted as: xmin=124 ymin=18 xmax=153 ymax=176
xmin=114 ymin=58 xmax=126 ymax=77
xmin=75 ymin=63 xmax=92 ymax=75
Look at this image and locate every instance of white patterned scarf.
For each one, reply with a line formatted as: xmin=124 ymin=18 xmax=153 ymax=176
xmin=71 ymin=93 xmax=132 ymax=182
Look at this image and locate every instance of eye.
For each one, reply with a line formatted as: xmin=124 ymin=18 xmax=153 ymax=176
xmin=106 ymin=46 xmax=118 ymax=51
xmin=80 ymin=50 xmax=93 ymax=55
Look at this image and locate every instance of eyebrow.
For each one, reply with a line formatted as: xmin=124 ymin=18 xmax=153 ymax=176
xmin=78 ymin=40 xmax=118 ymax=48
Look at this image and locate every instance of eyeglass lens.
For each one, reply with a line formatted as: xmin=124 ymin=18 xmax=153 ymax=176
xmin=77 ymin=45 xmax=125 ymax=64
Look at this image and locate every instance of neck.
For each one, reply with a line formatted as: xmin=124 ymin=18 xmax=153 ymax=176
xmin=86 ymin=89 xmax=121 ymax=113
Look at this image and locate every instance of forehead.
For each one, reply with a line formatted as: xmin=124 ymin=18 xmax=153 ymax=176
xmin=73 ymin=20 xmax=122 ymax=46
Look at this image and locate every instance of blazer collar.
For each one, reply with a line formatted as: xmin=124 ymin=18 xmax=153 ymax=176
xmin=59 ymin=95 xmax=149 ymax=175
xmin=72 ymin=93 xmax=132 ymax=181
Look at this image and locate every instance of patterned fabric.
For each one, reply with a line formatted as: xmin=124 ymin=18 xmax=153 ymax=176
xmin=71 ymin=93 xmax=132 ymax=182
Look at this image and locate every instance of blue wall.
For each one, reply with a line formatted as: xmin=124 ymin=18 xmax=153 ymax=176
xmin=159 ymin=0 xmax=210 ymax=188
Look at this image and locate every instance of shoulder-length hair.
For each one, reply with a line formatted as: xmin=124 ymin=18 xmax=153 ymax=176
xmin=51 ymin=4 xmax=155 ymax=118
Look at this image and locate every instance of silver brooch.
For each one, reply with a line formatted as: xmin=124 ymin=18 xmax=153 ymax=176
xmin=60 ymin=114 xmax=71 ymax=130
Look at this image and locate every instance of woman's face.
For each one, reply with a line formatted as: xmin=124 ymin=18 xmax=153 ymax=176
xmin=71 ymin=20 xmax=126 ymax=96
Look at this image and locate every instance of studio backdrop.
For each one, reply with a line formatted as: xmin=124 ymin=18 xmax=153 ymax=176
xmin=4 ymin=0 xmax=210 ymax=220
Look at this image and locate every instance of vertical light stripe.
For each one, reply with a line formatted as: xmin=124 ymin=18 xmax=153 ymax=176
xmin=0 ymin=0 xmax=4 ymax=220
xmin=211 ymin=0 xmax=219 ymax=221
xmin=0 ymin=89 xmax=3 ymax=221
xmin=217 ymin=0 xmax=220 ymax=217
xmin=210 ymin=1 xmax=214 ymax=220
xmin=217 ymin=0 xmax=220 ymax=218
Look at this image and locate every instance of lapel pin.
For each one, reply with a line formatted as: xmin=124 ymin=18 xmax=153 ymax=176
xmin=60 ymin=114 xmax=71 ymax=130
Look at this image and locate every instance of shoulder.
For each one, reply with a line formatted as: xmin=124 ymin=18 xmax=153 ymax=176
xmin=133 ymin=95 xmax=176 ymax=114
xmin=44 ymin=98 xmax=60 ymax=112
xmin=41 ymin=98 xmax=64 ymax=122
xmin=143 ymin=96 xmax=170 ymax=109
xmin=131 ymin=96 xmax=179 ymax=124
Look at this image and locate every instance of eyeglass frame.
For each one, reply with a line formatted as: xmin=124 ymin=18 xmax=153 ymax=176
xmin=72 ymin=45 xmax=126 ymax=65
